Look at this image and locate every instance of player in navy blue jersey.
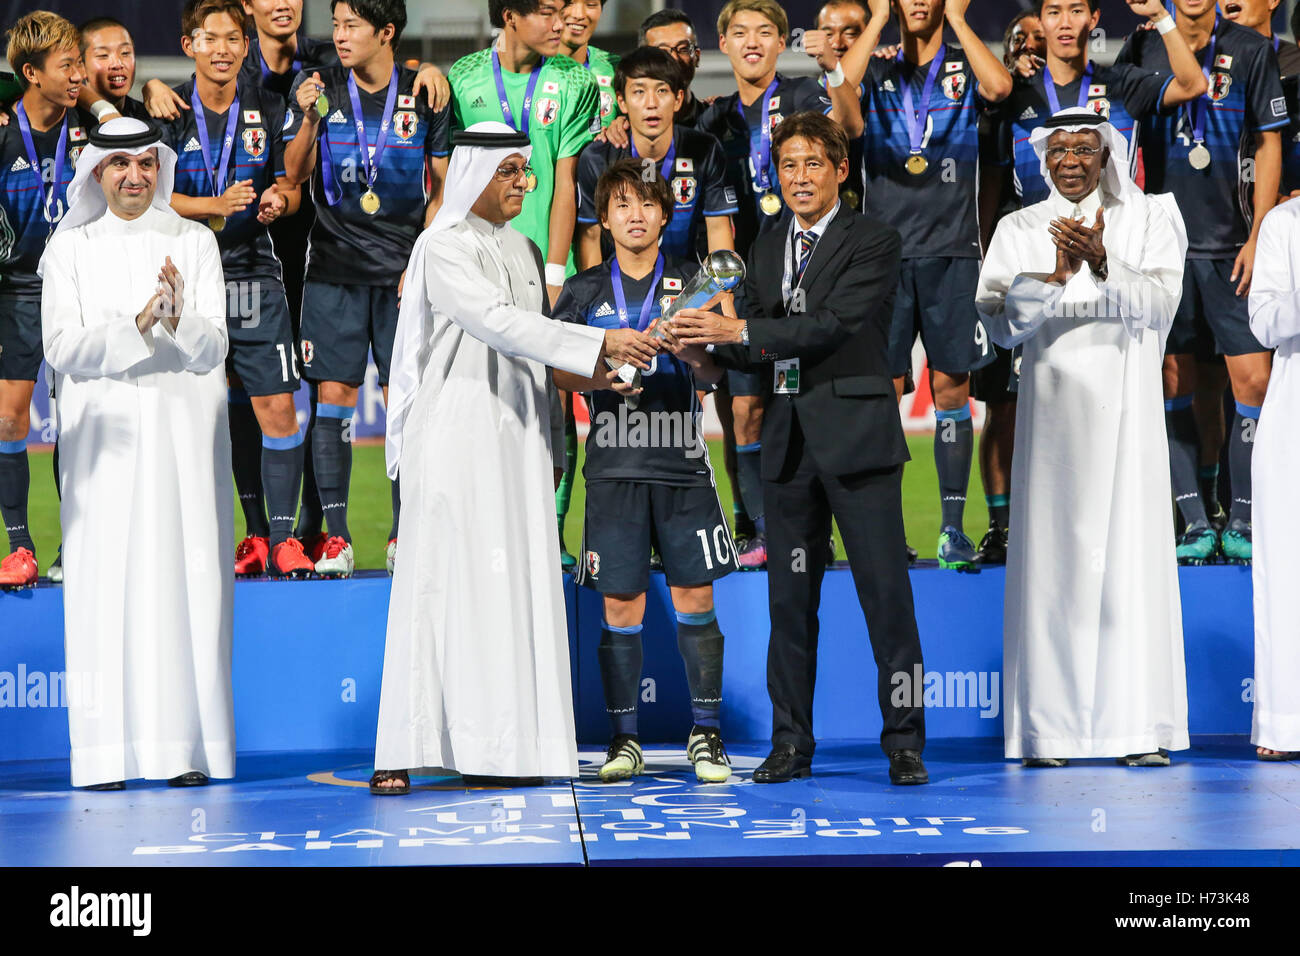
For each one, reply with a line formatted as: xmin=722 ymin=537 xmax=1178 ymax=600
xmin=76 ymin=19 xmax=150 ymax=126
xmin=555 ymin=160 xmax=735 ymax=783
xmin=1119 ymin=0 xmax=1285 ymax=567
xmin=0 ymin=12 xmax=86 ymax=590
xmin=640 ymin=9 xmax=710 ymax=129
xmin=163 ymin=0 xmax=316 ymax=579
xmin=993 ymin=0 xmax=1205 ymax=207
xmin=575 ymin=47 xmax=735 ymax=269
xmin=696 ymin=0 xmax=850 ymax=570
xmin=283 ymin=0 xmax=450 ymax=578
xmin=814 ymin=0 xmax=872 ymax=211
xmin=835 ymin=0 xmax=1012 ymax=569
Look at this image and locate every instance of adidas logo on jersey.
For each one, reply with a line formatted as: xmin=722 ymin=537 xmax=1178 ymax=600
xmin=1018 ymin=106 xmax=1037 ymax=121
xmin=183 ymin=137 xmax=202 ymax=153
xmin=328 ymin=109 xmax=347 ymax=124
xmin=594 ymin=301 xmax=615 ymax=317
xmin=471 ymin=96 xmax=487 ymax=108
xmin=9 ymin=156 xmax=30 ymax=172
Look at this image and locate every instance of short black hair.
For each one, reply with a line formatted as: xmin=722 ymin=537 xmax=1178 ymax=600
xmin=771 ymin=110 xmax=849 ymax=169
xmin=1034 ymin=0 xmax=1099 ymax=14
xmin=637 ymin=8 xmax=696 ymax=45
xmin=330 ymin=0 xmax=407 ymax=47
xmin=489 ymin=0 xmax=543 ymax=30
xmin=595 ymin=157 xmax=674 ymax=228
xmin=79 ymin=16 xmax=129 ymax=54
xmin=614 ymin=46 xmax=687 ymax=96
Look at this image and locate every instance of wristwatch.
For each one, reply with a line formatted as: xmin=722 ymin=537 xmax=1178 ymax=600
xmin=740 ymin=321 xmax=749 ymax=346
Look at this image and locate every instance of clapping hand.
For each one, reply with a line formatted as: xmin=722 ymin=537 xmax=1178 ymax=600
xmin=1048 ymin=207 xmax=1105 ymax=274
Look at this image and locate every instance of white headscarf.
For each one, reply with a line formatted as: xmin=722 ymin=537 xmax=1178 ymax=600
xmin=386 ymin=121 xmax=535 ymax=477
xmin=1028 ymin=107 xmax=1189 ymax=343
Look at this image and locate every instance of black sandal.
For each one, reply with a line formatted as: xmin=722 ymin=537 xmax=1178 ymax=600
xmin=369 ymin=769 xmax=410 ymax=795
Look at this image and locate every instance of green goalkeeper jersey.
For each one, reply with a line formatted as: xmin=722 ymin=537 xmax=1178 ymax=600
xmin=449 ymin=49 xmax=599 ymax=274
xmin=583 ymin=45 xmax=621 ymax=129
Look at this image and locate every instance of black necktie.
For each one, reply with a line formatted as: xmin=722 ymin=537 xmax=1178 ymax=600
xmin=796 ymin=230 xmax=817 ymax=282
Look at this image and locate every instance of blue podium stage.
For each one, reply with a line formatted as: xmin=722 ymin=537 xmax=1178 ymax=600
xmin=4 ymin=564 xmax=1287 ymax=868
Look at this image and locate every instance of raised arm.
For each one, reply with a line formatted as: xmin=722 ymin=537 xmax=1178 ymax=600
xmin=946 ymin=0 xmax=1012 ymax=102
xmin=837 ymin=0 xmax=892 ymax=90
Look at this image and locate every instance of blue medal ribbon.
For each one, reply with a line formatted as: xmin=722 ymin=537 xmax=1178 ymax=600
xmin=347 ymin=67 xmax=399 ymax=193
xmin=897 ymin=44 xmax=946 ymax=156
xmin=190 ymin=82 xmax=241 ymax=198
xmin=610 ymin=253 xmax=665 ymax=332
xmin=1042 ymin=59 xmax=1094 ymax=113
xmin=492 ymin=48 xmax=544 ymax=135
xmin=14 ymin=102 xmax=68 ymax=229
xmin=736 ymin=77 xmax=780 ymax=195
xmin=629 ymin=132 xmax=677 ymax=183
xmin=1186 ymin=15 xmax=1221 ymax=149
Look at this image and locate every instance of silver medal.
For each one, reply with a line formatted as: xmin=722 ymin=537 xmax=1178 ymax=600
xmin=1188 ymin=143 xmax=1211 ymax=170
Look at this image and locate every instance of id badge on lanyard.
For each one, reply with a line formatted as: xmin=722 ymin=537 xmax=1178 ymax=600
xmin=776 ymin=219 xmax=803 ymax=394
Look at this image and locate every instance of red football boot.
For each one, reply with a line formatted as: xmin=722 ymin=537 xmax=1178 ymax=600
xmin=269 ymin=537 xmax=316 ymax=578
xmin=234 ymin=535 xmax=269 ymax=577
xmin=0 ymin=547 xmax=38 ymax=589
xmin=302 ymin=531 xmax=329 ymax=564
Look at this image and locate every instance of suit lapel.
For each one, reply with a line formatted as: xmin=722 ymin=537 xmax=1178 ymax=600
xmin=792 ymin=206 xmax=851 ymax=300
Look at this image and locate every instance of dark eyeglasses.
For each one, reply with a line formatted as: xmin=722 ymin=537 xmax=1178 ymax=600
xmin=494 ymin=163 xmax=534 ymax=181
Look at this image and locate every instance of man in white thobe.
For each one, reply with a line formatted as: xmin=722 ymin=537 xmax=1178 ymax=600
xmin=39 ymin=118 xmax=232 ymax=790
xmin=976 ymin=108 xmax=1190 ymax=767
xmin=372 ymin=122 xmax=656 ymax=790
xmin=1246 ymin=201 xmax=1300 ymax=762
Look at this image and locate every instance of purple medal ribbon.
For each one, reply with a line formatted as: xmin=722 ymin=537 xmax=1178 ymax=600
xmin=896 ymin=44 xmax=946 ymax=155
xmin=347 ymin=67 xmax=399 ymax=193
xmin=610 ymin=253 xmax=665 ymax=332
xmin=1042 ymin=59 xmax=1094 ymax=113
xmin=1186 ymin=14 xmax=1221 ymax=152
xmin=493 ymin=48 xmax=544 ymax=135
xmin=14 ymin=102 xmax=68 ymax=229
xmin=629 ymin=132 xmax=677 ymax=182
xmin=190 ymin=82 xmax=241 ymax=198
xmin=736 ymin=77 xmax=780 ymax=195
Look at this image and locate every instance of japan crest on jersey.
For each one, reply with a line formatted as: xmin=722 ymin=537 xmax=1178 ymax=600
xmin=1087 ymin=97 xmax=1110 ymax=119
xmin=670 ymin=176 xmax=696 ymax=205
xmin=1210 ymin=71 xmax=1232 ymax=101
xmin=242 ymin=127 xmax=266 ymax=159
xmin=769 ymin=112 xmax=784 ymax=130
xmin=535 ymin=97 xmax=560 ymax=126
xmin=586 ymin=550 xmax=600 ymax=576
xmin=393 ymin=110 xmax=418 ymax=140
xmin=599 ymin=90 xmax=613 ymax=120
xmin=69 ymin=146 xmax=83 ymax=164
xmin=942 ymin=72 xmax=965 ymax=101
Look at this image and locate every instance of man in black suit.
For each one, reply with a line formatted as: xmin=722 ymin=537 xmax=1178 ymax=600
xmin=670 ymin=110 xmax=927 ymax=785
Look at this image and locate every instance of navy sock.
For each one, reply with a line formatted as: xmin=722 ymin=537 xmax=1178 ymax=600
xmin=261 ymin=430 xmax=305 ymax=548
xmin=735 ymin=442 xmax=765 ymax=536
xmin=312 ymin=402 xmax=353 ymax=542
xmin=0 ymin=440 xmax=33 ymax=554
xmin=1165 ymin=396 xmax=1208 ymax=527
xmin=1230 ymin=402 xmax=1259 ymax=526
xmin=934 ymin=407 xmax=973 ymax=532
xmin=389 ymin=476 xmax=400 ymax=541
xmin=229 ymin=389 xmax=269 ymax=537
xmin=986 ymin=494 xmax=1010 ymax=529
xmin=295 ymin=384 xmax=323 ymax=540
xmin=676 ymin=610 xmax=724 ymax=729
xmin=599 ymin=622 xmax=643 ymax=737
xmin=1198 ymin=463 xmax=1221 ymax=515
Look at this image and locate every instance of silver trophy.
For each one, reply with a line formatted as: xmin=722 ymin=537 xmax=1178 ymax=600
xmin=609 ymin=249 xmax=747 ymax=410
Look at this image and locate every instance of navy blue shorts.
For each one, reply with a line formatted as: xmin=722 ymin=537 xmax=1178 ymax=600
xmin=225 ymin=280 xmax=299 ymax=396
xmin=969 ymin=343 xmax=1019 ymax=403
xmin=1166 ymin=258 xmax=1267 ymax=358
xmin=300 ymin=281 xmax=399 ymax=385
xmin=0 ymin=295 xmax=42 ymax=382
xmin=726 ymin=367 xmax=763 ymax=397
xmin=888 ymin=257 xmax=994 ymax=377
xmin=576 ymin=480 xmax=735 ymax=594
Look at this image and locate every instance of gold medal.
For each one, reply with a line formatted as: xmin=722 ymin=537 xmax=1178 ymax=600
xmin=525 ymin=172 xmax=537 ymax=192
xmin=208 ymin=215 xmax=226 ymax=233
xmin=315 ymin=90 xmax=329 ymax=119
xmin=759 ymin=192 xmax=781 ymax=216
xmin=840 ymin=188 xmax=861 ymax=209
xmin=905 ymin=153 xmax=928 ymax=175
xmin=360 ymin=189 xmax=381 ymax=215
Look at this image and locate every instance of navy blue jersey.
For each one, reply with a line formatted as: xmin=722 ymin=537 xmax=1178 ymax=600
xmin=76 ymin=95 xmax=150 ymax=130
xmin=993 ymin=61 xmax=1169 ymax=206
xmin=576 ymin=125 xmax=736 ymax=261
xmin=1118 ymin=19 xmax=1287 ymax=257
xmin=820 ymin=72 xmax=867 ymax=210
xmin=554 ymin=255 xmax=713 ymax=486
xmin=697 ymin=74 xmax=832 ymax=257
xmin=241 ymin=31 xmax=338 ymax=103
xmin=862 ymin=46 xmax=989 ymax=258
xmin=162 ymin=79 xmax=289 ymax=286
xmin=0 ymin=107 xmax=86 ymax=298
xmin=290 ymin=65 xmax=450 ymax=286
xmin=1273 ymin=40 xmax=1300 ymax=193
